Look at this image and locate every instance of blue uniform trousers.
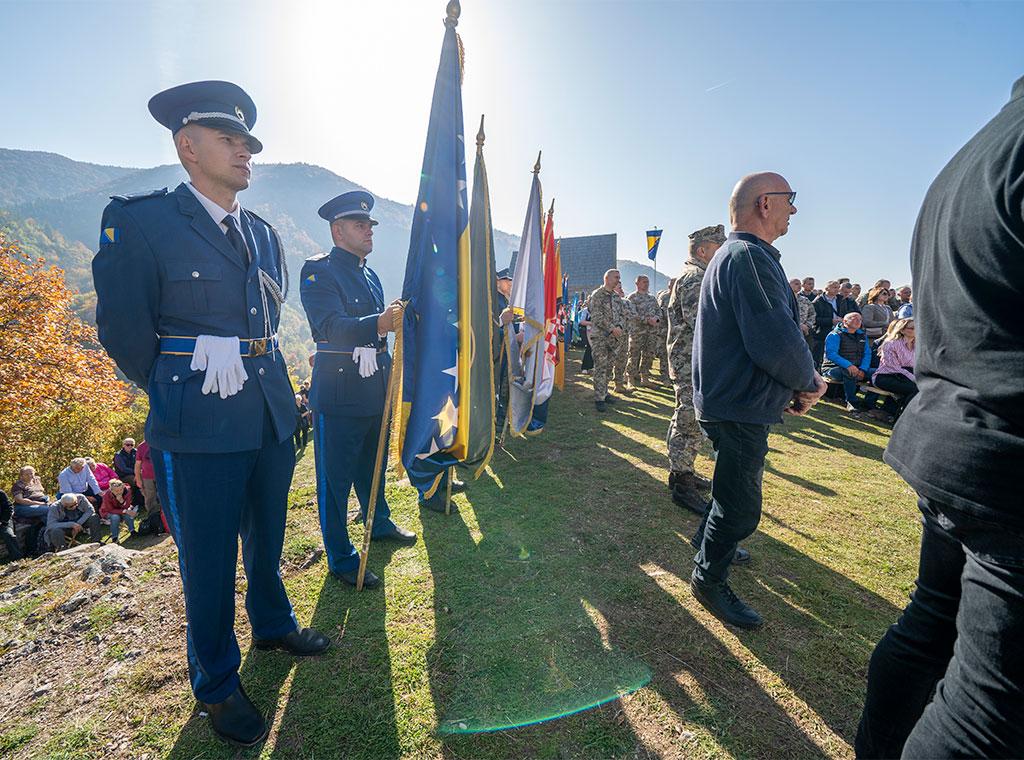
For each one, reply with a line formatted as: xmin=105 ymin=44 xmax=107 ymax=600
xmin=312 ymin=412 xmax=396 ymax=574
xmin=152 ymin=409 xmax=298 ymax=704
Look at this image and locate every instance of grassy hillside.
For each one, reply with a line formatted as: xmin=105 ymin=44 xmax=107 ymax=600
xmin=0 ymin=352 xmax=920 ymax=759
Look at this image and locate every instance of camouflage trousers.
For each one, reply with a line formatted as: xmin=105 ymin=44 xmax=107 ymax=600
xmin=667 ymin=380 xmax=701 ymax=474
xmin=591 ymin=335 xmax=626 ymax=400
xmin=627 ymin=330 xmax=661 ymax=384
xmin=656 ymin=331 xmax=668 ymax=378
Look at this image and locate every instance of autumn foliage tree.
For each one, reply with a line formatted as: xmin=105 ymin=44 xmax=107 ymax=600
xmin=0 ymin=228 xmax=147 ymax=491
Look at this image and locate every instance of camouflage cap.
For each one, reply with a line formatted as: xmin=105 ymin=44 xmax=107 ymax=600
xmin=689 ymin=224 xmax=726 ymax=246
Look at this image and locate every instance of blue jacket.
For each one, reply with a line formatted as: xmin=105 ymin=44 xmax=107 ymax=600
xmin=693 ymin=232 xmax=817 ymax=425
xmin=92 ymin=183 xmax=296 ymax=453
xmin=300 ymin=248 xmax=391 ymax=417
xmin=823 ymin=325 xmax=872 ymax=371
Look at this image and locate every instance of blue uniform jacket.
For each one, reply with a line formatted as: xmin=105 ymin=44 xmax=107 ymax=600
xmin=300 ymin=247 xmax=391 ymax=417
xmin=92 ymin=183 xmax=296 ymax=453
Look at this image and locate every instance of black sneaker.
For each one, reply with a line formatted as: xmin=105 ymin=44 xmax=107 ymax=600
xmin=690 ymin=578 xmax=763 ymax=630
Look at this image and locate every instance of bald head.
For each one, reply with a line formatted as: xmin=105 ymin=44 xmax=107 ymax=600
xmin=729 ymin=172 xmax=797 ymax=243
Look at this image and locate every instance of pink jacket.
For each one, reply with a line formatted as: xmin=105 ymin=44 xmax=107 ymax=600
xmin=91 ymin=462 xmax=118 ymax=490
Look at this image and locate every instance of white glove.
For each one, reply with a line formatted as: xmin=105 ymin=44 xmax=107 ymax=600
xmin=352 ymin=347 xmax=379 ymax=378
xmin=191 ymin=335 xmax=249 ymax=399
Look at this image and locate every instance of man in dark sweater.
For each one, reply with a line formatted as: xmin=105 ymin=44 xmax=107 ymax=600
xmin=690 ymin=172 xmax=826 ymax=629
xmin=856 ymin=76 xmax=1024 ymax=759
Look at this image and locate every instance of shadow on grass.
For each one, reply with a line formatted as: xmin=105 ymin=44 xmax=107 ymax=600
xmin=164 ymin=546 xmax=403 ymax=760
xmin=417 ymin=358 xmax=901 ymax=756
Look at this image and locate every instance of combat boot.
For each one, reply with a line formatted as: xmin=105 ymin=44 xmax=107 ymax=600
xmin=595 ymin=399 xmax=607 ymax=412
xmin=672 ymin=474 xmax=708 ymax=515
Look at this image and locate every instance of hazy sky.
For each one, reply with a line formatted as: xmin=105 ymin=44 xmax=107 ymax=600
xmin=2 ymin=0 xmax=1022 ymax=286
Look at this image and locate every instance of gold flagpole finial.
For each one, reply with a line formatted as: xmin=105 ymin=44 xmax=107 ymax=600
xmin=533 ymin=150 xmax=542 ymax=175
xmin=445 ymin=0 xmax=460 ymax=27
xmin=476 ymin=114 xmax=485 ymax=147
xmin=548 ymin=198 xmax=555 ymax=216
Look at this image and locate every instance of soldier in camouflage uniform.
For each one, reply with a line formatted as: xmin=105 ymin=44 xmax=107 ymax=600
xmin=655 ymin=280 xmax=674 ymax=381
xmin=666 ymin=224 xmax=727 ymax=513
xmin=614 ymin=282 xmax=634 ymax=394
xmin=626 ymin=275 xmax=663 ymax=387
xmin=589 ymin=269 xmax=629 ymax=412
xmin=789 ymin=277 xmax=816 ymax=348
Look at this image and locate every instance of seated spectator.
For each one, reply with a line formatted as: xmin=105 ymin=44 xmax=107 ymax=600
xmin=0 ymin=489 xmax=22 ymax=561
xmin=113 ymin=438 xmax=143 ymax=508
xmin=100 ymin=480 xmax=137 ymax=544
xmin=897 ymin=296 xmax=913 ymax=319
xmin=86 ymin=457 xmax=117 ymax=492
xmin=890 ymin=284 xmax=911 ymax=312
xmin=57 ymin=457 xmax=102 ymax=511
xmin=10 ymin=466 xmax=51 ymax=519
xmin=873 ymin=318 xmax=917 ymax=416
xmin=860 ymin=286 xmax=895 ymax=340
xmin=134 ymin=440 xmax=165 ymax=534
xmin=822 ymin=312 xmax=880 ymax=413
xmin=45 ymin=493 xmax=102 ymax=552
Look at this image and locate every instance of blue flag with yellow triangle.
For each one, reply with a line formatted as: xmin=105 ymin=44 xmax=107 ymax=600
xmin=646 ymin=229 xmax=662 ymax=261
xmin=395 ymin=8 xmax=471 ymax=500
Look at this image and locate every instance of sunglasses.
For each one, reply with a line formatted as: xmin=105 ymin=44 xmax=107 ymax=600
xmin=762 ymin=191 xmax=797 ymax=205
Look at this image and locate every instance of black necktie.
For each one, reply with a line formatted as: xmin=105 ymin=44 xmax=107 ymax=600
xmin=223 ymin=215 xmax=249 ymax=267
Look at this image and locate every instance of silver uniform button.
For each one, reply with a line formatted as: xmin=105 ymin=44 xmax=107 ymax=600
xmin=172 ymin=374 xmax=179 ymax=382
xmin=250 ymin=307 xmax=257 ymax=315
xmin=191 ymin=271 xmax=199 ymax=278
xmin=258 ymin=367 xmax=265 ymax=376
xmin=338 ymin=367 xmax=344 ymax=373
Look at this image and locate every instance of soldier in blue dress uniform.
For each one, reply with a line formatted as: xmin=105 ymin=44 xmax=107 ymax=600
xmin=91 ymin=80 xmax=329 ymax=748
xmin=300 ymin=191 xmax=417 ymax=589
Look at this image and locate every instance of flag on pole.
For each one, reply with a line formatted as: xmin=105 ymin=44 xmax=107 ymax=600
xmin=395 ymin=2 xmax=474 ymax=499
xmin=463 ymin=114 xmax=498 ymax=477
xmin=646 ymin=228 xmax=663 ymax=261
xmin=505 ymin=156 xmax=545 ymax=437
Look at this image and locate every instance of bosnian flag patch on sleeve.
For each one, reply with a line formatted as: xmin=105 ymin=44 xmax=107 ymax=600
xmin=101 ymin=227 xmax=120 ymax=244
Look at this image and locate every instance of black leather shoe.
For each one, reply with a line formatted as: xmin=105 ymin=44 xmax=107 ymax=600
xmin=690 ymin=578 xmax=763 ymax=630
xmin=254 ymin=626 xmax=330 ymax=656
xmin=419 ymin=493 xmax=457 ymax=514
xmin=332 ymin=568 xmax=380 ymax=588
xmin=672 ymin=482 xmax=709 ymax=516
xmin=449 ymin=479 xmax=467 ymax=494
xmin=201 ymin=685 xmax=268 ymax=747
xmin=732 ymin=547 xmax=752 ymax=565
xmin=595 ymin=400 xmax=607 ymax=412
xmin=373 ymin=524 xmax=418 ymax=544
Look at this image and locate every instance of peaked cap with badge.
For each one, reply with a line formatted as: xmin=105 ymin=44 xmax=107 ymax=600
xmin=148 ymin=80 xmax=263 ymax=153
xmin=318 ymin=190 xmax=379 ymax=226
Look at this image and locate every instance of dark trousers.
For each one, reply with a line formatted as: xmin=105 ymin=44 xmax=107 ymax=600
xmin=872 ymin=372 xmax=918 ymax=415
xmin=1 ymin=519 xmax=22 ymax=561
xmin=823 ymin=366 xmax=879 ymax=409
xmin=152 ymin=411 xmax=299 ymax=704
xmin=691 ymin=421 xmax=769 ymax=584
xmin=856 ymin=497 xmax=1024 ymax=759
xmin=312 ymin=412 xmax=395 ymax=575
xmin=811 ymin=333 xmax=826 ymax=370
xmin=293 ymin=419 xmax=309 ymax=449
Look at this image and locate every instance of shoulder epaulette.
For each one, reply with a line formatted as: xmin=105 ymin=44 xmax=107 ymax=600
xmin=305 ymin=252 xmax=330 ymax=263
xmin=109 ymin=188 xmax=168 ymax=204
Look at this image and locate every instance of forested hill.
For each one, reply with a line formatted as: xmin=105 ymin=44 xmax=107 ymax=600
xmin=0 ymin=148 xmax=521 ymax=375
xmin=0 ymin=148 xmax=521 ymax=304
